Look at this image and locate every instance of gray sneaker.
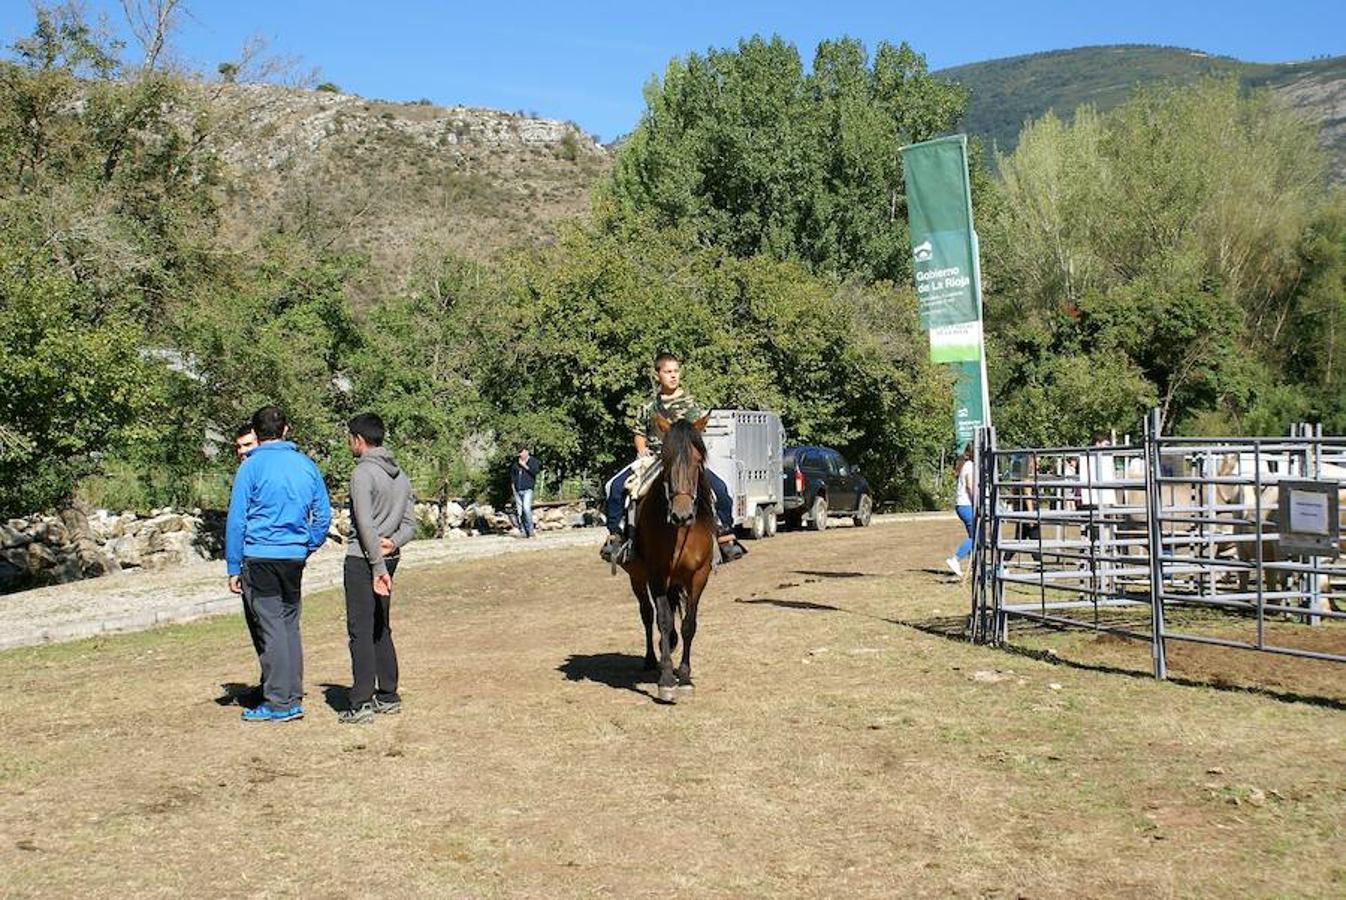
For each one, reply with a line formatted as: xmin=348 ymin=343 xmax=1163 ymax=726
xmin=371 ymin=696 xmax=402 ymax=715
xmin=337 ymin=703 xmax=375 ymax=724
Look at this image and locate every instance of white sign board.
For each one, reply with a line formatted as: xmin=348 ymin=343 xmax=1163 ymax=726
xmin=1278 ymin=481 xmax=1341 ymax=559
xmin=1288 ymin=489 xmax=1330 ymax=536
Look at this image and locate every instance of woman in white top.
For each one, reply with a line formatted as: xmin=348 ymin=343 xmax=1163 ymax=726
xmin=946 ymin=444 xmax=976 ymax=578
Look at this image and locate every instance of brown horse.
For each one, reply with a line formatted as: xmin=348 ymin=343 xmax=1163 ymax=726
xmin=623 ymin=413 xmax=716 ymax=703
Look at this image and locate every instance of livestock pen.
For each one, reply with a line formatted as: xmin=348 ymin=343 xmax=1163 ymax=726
xmin=969 ymin=411 xmax=1346 ymax=679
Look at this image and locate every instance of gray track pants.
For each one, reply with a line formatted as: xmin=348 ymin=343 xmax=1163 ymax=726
xmin=241 ymin=558 xmax=306 ymax=710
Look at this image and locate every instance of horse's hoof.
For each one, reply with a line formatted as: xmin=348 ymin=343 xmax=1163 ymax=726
xmin=676 ymin=682 xmax=694 ymax=693
xmin=656 ymin=685 xmax=677 ymax=703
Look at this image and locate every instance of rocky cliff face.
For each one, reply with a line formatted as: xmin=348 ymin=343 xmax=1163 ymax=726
xmin=1274 ymin=73 xmax=1346 ymax=179
xmin=208 ymin=84 xmax=604 ymax=172
xmin=200 ymin=84 xmax=611 ymax=300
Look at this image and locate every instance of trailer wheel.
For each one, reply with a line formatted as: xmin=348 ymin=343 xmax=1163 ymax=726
xmin=764 ymin=506 xmax=778 ymax=537
xmin=748 ymin=506 xmax=767 ymax=540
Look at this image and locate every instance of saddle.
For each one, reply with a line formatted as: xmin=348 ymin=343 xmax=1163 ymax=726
xmin=623 ymin=455 xmax=662 ymax=500
xmin=609 ymin=455 xmax=724 ymax=574
xmin=611 ymin=457 xmax=661 ymax=567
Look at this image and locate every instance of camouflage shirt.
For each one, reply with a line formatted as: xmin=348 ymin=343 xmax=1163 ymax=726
xmin=632 ymin=388 xmax=704 ymax=452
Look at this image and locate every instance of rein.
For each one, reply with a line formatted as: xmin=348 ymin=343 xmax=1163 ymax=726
xmin=662 ymin=466 xmax=701 ymax=518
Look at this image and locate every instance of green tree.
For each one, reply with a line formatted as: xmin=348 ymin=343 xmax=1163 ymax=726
xmin=985 ymin=76 xmax=1337 ymax=439
xmin=473 ymin=223 xmax=950 ymax=504
xmin=0 ymin=256 xmax=179 ymax=515
xmin=175 ymin=245 xmax=366 ymax=484
xmin=348 ymin=256 xmax=505 ymax=501
xmin=0 ymin=4 xmax=223 ymax=326
xmin=604 ymin=35 xmax=967 ymax=284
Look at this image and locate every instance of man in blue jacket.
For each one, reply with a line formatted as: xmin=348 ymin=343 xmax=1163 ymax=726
xmin=226 ymin=405 xmax=332 ymax=723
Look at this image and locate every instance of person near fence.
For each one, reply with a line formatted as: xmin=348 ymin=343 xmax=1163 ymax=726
xmin=945 ymin=443 xmax=976 ymax=579
xmin=338 ymin=412 xmax=416 ymax=725
xmin=510 ymin=447 xmax=542 ymax=538
xmin=226 ymin=405 xmax=332 ymax=723
xmin=1003 ymin=451 xmax=1041 ymax=563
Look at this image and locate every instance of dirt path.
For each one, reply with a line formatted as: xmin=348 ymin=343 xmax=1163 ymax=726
xmin=2 ymin=519 xmax=1344 ymax=897
xmin=0 ymin=514 xmax=952 ymax=651
xmin=0 ymin=528 xmax=604 ymax=651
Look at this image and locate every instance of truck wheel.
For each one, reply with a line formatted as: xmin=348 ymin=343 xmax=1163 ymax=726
xmin=764 ymin=507 xmax=778 ymax=537
xmin=853 ymin=495 xmax=873 ymax=527
xmin=748 ymin=506 xmax=767 ymax=540
xmin=809 ymin=496 xmax=828 ymax=531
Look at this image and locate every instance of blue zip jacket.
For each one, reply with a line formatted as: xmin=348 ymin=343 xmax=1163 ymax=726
xmin=225 ymin=441 xmax=333 ymax=576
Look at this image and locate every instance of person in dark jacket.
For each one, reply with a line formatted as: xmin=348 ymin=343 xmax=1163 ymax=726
xmin=510 ymin=447 xmax=542 ymax=538
xmin=226 ymin=405 xmax=332 ymax=723
xmin=338 ymin=412 xmax=416 ymax=724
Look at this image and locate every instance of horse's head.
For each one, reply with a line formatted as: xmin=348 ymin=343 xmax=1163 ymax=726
xmin=656 ymin=413 xmax=710 ymax=528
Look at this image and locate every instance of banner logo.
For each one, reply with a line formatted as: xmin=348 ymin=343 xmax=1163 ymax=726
xmin=912 ymin=239 xmax=933 ymax=262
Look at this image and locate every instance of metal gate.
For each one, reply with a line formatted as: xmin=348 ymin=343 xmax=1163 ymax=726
xmin=969 ymin=411 xmax=1346 ymax=678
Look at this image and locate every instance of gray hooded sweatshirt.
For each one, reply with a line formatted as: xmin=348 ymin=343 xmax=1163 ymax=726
xmin=347 ymin=446 xmax=416 ymax=577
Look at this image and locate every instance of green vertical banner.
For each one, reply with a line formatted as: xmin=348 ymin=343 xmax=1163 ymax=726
xmin=901 ymin=134 xmax=991 ymax=449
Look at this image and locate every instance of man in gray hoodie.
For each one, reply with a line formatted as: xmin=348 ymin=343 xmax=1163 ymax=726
xmin=339 ymin=412 xmax=416 ymax=724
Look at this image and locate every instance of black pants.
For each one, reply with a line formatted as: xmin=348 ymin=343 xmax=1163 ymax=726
xmin=241 ymin=558 xmax=306 ymax=710
xmin=344 ymin=555 xmax=401 ymax=708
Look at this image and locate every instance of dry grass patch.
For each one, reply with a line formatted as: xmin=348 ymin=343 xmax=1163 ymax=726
xmin=2 ymin=521 xmax=1344 ymax=896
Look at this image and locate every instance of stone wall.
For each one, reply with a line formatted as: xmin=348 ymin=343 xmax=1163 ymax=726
xmin=0 ymin=499 xmax=598 ymax=593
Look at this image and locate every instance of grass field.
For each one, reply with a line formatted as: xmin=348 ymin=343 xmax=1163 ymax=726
xmin=2 ymin=520 xmax=1344 ymax=897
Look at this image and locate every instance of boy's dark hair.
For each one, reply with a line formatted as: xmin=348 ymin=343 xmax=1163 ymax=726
xmin=348 ymin=412 xmax=385 ymax=447
xmin=653 ymin=351 xmax=680 ymax=370
xmin=251 ymin=405 xmax=288 ymax=441
xmin=234 ymin=421 xmax=255 ymax=440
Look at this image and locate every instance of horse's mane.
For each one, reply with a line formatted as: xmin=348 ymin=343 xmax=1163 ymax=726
xmin=660 ymin=419 xmax=715 ymax=522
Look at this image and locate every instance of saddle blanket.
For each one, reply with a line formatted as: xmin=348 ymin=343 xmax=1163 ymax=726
xmin=623 ymin=455 xmax=663 ymax=501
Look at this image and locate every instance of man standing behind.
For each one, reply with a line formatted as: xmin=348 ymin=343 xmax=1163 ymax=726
xmin=233 ymin=422 xmax=257 ymax=462
xmin=226 ymin=406 xmax=332 ymax=723
xmin=339 ymin=413 xmax=416 ymax=724
xmin=510 ymin=446 xmax=542 ymax=538
xmin=231 ymin=422 xmax=262 ymax=704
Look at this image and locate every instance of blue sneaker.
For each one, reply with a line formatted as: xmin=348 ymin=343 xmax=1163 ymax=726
xmin=241 ymin=704 xmax=304 ymax=722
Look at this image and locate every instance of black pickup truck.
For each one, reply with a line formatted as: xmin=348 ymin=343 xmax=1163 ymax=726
xmin=780 ymin=445 xmax=873 ymax=530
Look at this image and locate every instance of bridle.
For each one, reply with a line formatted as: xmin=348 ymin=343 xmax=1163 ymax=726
xmin=662 ymin=445 xmax=703 ymax=524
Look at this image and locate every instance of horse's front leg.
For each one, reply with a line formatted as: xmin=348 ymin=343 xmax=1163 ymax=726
xmin=676 ymin=565 xmax=711 ymax=692
xmin=654 ymin=589 xmax=678 ymax=703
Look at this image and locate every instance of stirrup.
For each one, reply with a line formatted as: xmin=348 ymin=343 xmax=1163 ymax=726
xmin=600 ymin=535 xmax=632 ymax=572
xmin=717 ymin=532 xmax=746 ymax=562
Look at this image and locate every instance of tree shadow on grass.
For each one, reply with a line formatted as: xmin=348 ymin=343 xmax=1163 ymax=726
xmin=557 ymin=652 xmax=656 ymax=699
xmin=734 ymin=597 xmax=841 ymax=612
xmin=914 ymin=567 xmax=962 ymax=579
xmin=891 ymin=613 xmax=1346 ymax=713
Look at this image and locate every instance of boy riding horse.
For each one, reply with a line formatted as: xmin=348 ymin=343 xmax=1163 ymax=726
xmin=600 ymin=352 xmax=747 ymax=565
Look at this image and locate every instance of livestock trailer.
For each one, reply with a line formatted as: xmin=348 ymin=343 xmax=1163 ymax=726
xmin=702 ymin=410 xmax=785 ymax=539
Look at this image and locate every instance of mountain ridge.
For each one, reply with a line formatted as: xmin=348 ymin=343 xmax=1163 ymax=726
xmin=934 ymin=44 xmax=1346 ymax=176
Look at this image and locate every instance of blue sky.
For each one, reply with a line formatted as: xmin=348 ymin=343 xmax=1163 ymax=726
xmin=2 ymin=1 xmax=1343 ymax=140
